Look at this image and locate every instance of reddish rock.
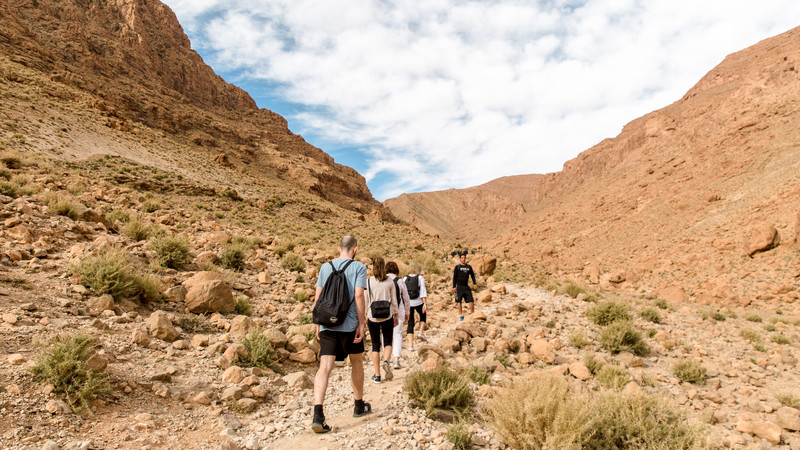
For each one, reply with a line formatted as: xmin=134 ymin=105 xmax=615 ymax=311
xmin=183 ymin=272 xmax=234 ymax=314
xmin=747 ymin=223 xmax=780 ymax=256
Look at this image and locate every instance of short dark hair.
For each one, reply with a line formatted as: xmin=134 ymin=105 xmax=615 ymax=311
xmin=340 ymin=235 xmax=357 ymax=252
xmin=385 ymin=261 xmax=399 ymax=275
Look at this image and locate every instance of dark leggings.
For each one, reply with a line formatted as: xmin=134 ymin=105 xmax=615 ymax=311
xmin=407 ymin=304 xmax=426 ymax=334
xmin=368 ymin=319 xmax=393 ymax=352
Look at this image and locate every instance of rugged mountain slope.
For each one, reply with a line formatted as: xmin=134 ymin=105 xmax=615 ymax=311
xmin=385 ymin=174 xmax=542 ymax=243
xmin=387 ymin=26 xmax=800 ymax=305
xmin=0 ymin=0 xmax=385 ymax=214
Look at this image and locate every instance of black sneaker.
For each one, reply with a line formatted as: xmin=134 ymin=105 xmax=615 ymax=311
xmin=371 ymin=374 xmax=381 ymax=384
xmin=311 ymin=417 xmax=330 ymax=434
xmin=353 ymin=401 xmax=372 ymax=418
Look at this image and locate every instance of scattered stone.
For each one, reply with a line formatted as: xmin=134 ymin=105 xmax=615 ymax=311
xmin=529 ymin=339 xmax=556 ymax=364
xmin=222 ymin=366 xmax=244 ymax=384
xmin=183 ymin=271 xmax=235 ymax=314
xmin=8 ymin=353 xmax=25 ymax=365
xmin=148 ymin=311 xmax=179 ymax=342
xmin=45 ymin=399 xmax=71 ymax=415
xmin=230 ymin=315 xmax=256 ymax=338
xmin=569 ymin=362 xmax=592 ymax=380
xmin=283 ymin=372 xmax=313 ymax=390
xmin=131 ymin=328 xmax=151 ymax=347
xmin=748 ymin=223 xmax=780 ymax=255
xmin=737 ymin=421 xmax=782 ymax=445
xmin=289 ymin=348 xmax=317 ymax=364
xmin=87 ymin=294 xmax=114 ymax=316
xmin=776 ymin=407 xmax=800 ymax=431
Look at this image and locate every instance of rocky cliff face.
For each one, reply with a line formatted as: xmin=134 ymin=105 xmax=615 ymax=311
xmin=386 ymin=27 xmax=800 ymax=305
xmin=0 ymin=0 xmax=383 ymax=214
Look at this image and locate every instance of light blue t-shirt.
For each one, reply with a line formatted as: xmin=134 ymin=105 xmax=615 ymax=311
xmin=316 ymin=258 xmax=367 ymax=332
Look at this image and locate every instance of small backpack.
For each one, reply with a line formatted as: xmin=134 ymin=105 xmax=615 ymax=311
xmin=405 ymin=275 xmax=420 ymax=299
xmin=312 ymin=260 xmax=354 ymax=326
xmin=368 ymin=279 xmax=392 ymax=320
xmin=392 ymin=277 xmax=403 ymax=307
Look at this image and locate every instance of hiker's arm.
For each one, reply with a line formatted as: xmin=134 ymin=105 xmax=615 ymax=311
xmin=353 ymin=286 xmax=366 ymax=343
xmin=452 ymin=266 xmax=458 ymax=290
xmin=313 ymin=286 xmax=323 ymax=339
xmin=470 ymin=267 xmax=476 ymax=286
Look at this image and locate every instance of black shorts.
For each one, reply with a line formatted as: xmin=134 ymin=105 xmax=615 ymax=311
xmin=367 ymin=319 xmax=394 ymax=352
xmin=318 ymin=329 xmax=364 ymax=362
xmin=455 ymin=286 xmax=474 ymax=303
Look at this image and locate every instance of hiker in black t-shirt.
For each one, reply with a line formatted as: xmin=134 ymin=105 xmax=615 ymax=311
xmin=452 ymin=253 xmax=476 ymax=321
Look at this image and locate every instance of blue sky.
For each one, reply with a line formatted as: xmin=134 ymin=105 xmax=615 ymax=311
xmin=162 ymin=0 xmax=800 ymax=201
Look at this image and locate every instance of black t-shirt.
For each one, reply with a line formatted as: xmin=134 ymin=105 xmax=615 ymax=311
xmin=453 ymin=264 xmax=476 ymax=287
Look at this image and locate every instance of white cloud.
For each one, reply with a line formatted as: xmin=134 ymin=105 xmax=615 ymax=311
xmin=163 ymin=0 xmax=800 ymax=200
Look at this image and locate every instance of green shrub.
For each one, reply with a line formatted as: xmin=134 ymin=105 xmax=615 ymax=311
xmin=405 ymin=366 xmax=474 ymax=415
xmin=776 ymin=392 xmax=800 ymax=408
xmin=485 ymin=374 xmax=593 ymax=449
xmin=599 ymin=322 xmax=649 ymax=355
xmin=764 ymin=324 xmax=777 ymax=332
xmin=569 ymin=331 xmax=589 ymax=348
xmin=753 ymin=343 xmax=767 ymax=352
xmin=106 ymin=210 xmax=130 ymax=224
xmin=466 ymin=366 xmax=491 ymax=385
xmin=220 ymin=243 xmax=248 ymax=271
xmin=297 ymin=314 xmax=312 ymax=325
xmin=672 ymin=360 xmax=707 ymax=384
xmin=273 ymin=241 xmax=295 ymax=257
xmin=0 ymin=180 xmax=19 ymax=198
xmin=740 ymin=329 xmax=761 ymax=343
xmin=771 ymin=333 xmax=791 ymax=345
xmin=46 ymin=194 xmax=80 ymax=220
xmin=292 ymin=291 xmax=310 ymax=302
xmin=137 ymin=273 xmax=162 ymax=303
xmin=654 ymin=298 xmax=669 ymax=310
xmin=30 ymin=334 xmax=111 ymax=412
xmin=240 ymin=330 xmax=282 ymax=374
xmin=560 ymin=280 xmax=587 ymax=299
xmin=596 ymin=364 xmax=630 ymax=391
xmin=587 ymin=301 xmax=631 ymax=326
xmin=121 ymin=216 xmax=156 ymax=241
xmin=281 ymin=252 xmax=306 ymax=272
xmin=150 ymin=235 xmax=191 ymax=269
xmin=73 ymin=251 xmax=140 ymax=299
xmin=446 ymin=421 xmax=473 ymax=450
xmin=141 ymin=201 xmax=160 ymax=213
xmin=581 ymin=392 xmax=704 ymax=449
xmin=234 ymin=296 xmax=252 ymax=316
xmin=584 ymin=353 xmax=605 ymax=374
xmin=639 ymin=307 xmax=661 ymax=324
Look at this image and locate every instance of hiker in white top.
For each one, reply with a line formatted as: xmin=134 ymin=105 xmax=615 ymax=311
xmin=365 ymin=257 xmax=399 ymax=384
xmin=404 ymin=261 xmax=428 ymax=352
xmin=386 ymin=261 xmax=410 ymax=369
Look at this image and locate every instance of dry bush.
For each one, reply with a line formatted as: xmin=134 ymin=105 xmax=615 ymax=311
xmin=596 ymin=364 xmax=630 ymax=391
xmin=484 ymin=374 xmax=594 ymax=448
xmin=560 ymin=279 xmax=587 ymax=299
xmin=122 ymin=216 xmax=157 ymax=241
xmin=240 ymin=330 xmax=282 ymax=374
xmin=587 ymin=301 xmax=631 ymax=326
xmin=599 ymin=322 xmax=649 ymax=355
xmin=639 ymin=307 xmax=661 ymax=324
xmin=671 ymin=360 xmax=707 ymax=384
xmin=73 ymin=250 xmax=141 ymax=299
xmin=404 ymin=366 xmax=473 ymax=415
xmin=234 ymin=295 xmax=252 ymax=316
xmin=30 ymin=334 xmax=111 ymax=412
xmin=281 ymin=252 xmax=306 ymax=272
xmin=150 ymin=234 xmax=191 ymax=269
xmin=220 ymin=242 xmax=248 ymax=271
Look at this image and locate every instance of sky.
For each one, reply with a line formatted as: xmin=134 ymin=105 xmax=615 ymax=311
xmin=162 ymin=0 xmax=800 ymax=201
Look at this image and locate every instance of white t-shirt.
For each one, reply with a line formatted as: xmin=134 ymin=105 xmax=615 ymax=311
xmin=403 ymin=274 xmax=427 ymax=307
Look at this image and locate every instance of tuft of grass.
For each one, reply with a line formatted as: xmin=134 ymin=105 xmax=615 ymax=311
xmin=671 ymin=360 xmax=707 ymax=384
xmin=219 ymin=242 xmax=248 ymax=271
xmin=141 ymin=201 xmax=160 ymax=213
xmin=281 ymin=252 xmax=306 ymax=272
xmin=584 ymin=353 xmax=605 ymax=375
xmin=45 ymin=193 xmax=80 ymax=220
xmin=596 ymin=364 xmax=630 ymax=391
xmin=122 ymin=216 xmax=156 ymax=241
xmin=569 ymin=331 xmax=590 ymax=348
xmin=150 ymin=234 xmax=191 ymax=269
xmin=587 ymin=301 xmax=631 ymax=326
xmin=29 ymin=334 xmax=111 ymax=412
xmin=297 ymin=314 xmax=312 ymax=325
xmin=273 ymin=241 xmax=295 ymax=257
xmin=292 ymin=291 xmax=310 ymax=303
xmin=0 ymin=180 xmax=20 ymax=198
xmin=581 ymin=392 xmax=704 ymax=449
xmin=178 ymin=315 xmax=214 ymax=334
xmin=740 ymin=328 xmax=761 ymax=343
xmin=465 ymin=366 xmax=491 ymax=385
xmin=753 ymin=343 xmax=767 ymax=352
xmin=484 ymin=374 xmax=594 ymax=449
xmin=446 ymin=421 xmax=473 ymax=450
xmin=764 ymin=324 xmax=777 ymax=332
xmin=415 ymin=252 xmax=442 ymax=275
xmin=599 ymin=322 xmax=649 ymax=356
xmin=560 ymin=280 xmax=587 ymax=299
xmin=106 ymin=210 xmax=130 ymax=224
xmin=239 ymin=330 xmax=282 ymax=374
xmin=137 ymin=273 xmax=162 ymax=303
xmin=405 ymin=366 xmax=474 ymax=415
xmin=639 ymin=307 xmax=661 ymax=324
xmin=234 ymin=296 xmax=252 ymax=316
xmin=775 ymin=392 xmax=800 ymax=408
xmin=771 ymin=333 xmax=791 ymax=345
xmin=654 ymin=298 xmax=669 ymax=310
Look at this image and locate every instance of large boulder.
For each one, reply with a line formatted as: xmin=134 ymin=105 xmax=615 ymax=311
xmin=183 ymin=272 xmax=234 ymax=314
xmin=471 ymin=255 xmax=497 ymax=276
xmin=230 ymin=316 xmax=256 ymax=338
xmin=747 ymin=223 xmax=780 ymax=256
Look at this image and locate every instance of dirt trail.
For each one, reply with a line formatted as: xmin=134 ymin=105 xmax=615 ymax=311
xmin=267 ymin=298 xmax=486 ymax=450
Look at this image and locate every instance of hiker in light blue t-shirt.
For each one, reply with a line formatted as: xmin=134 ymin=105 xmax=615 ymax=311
xmin=311 ymin=235 xmax=371 ymax=434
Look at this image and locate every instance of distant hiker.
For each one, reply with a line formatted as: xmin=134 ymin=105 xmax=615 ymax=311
xmin=311 ymin=235 xmax=371 ymax=433
xmin=453 ymin=253 xmax=477 ymax=321
xmin=405 ymin=262 xmax=429 ymax=352
xmin=386 ymin=261 xmax=410 ymax=369
xmin=365 ymin=257 xmax=399 ymax=383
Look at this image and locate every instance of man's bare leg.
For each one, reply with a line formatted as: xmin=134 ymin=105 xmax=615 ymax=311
xmin=349 ymin=353 xmax=364 ymax=400
xmin=314 ymin=355 xmax=336 ymax=405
